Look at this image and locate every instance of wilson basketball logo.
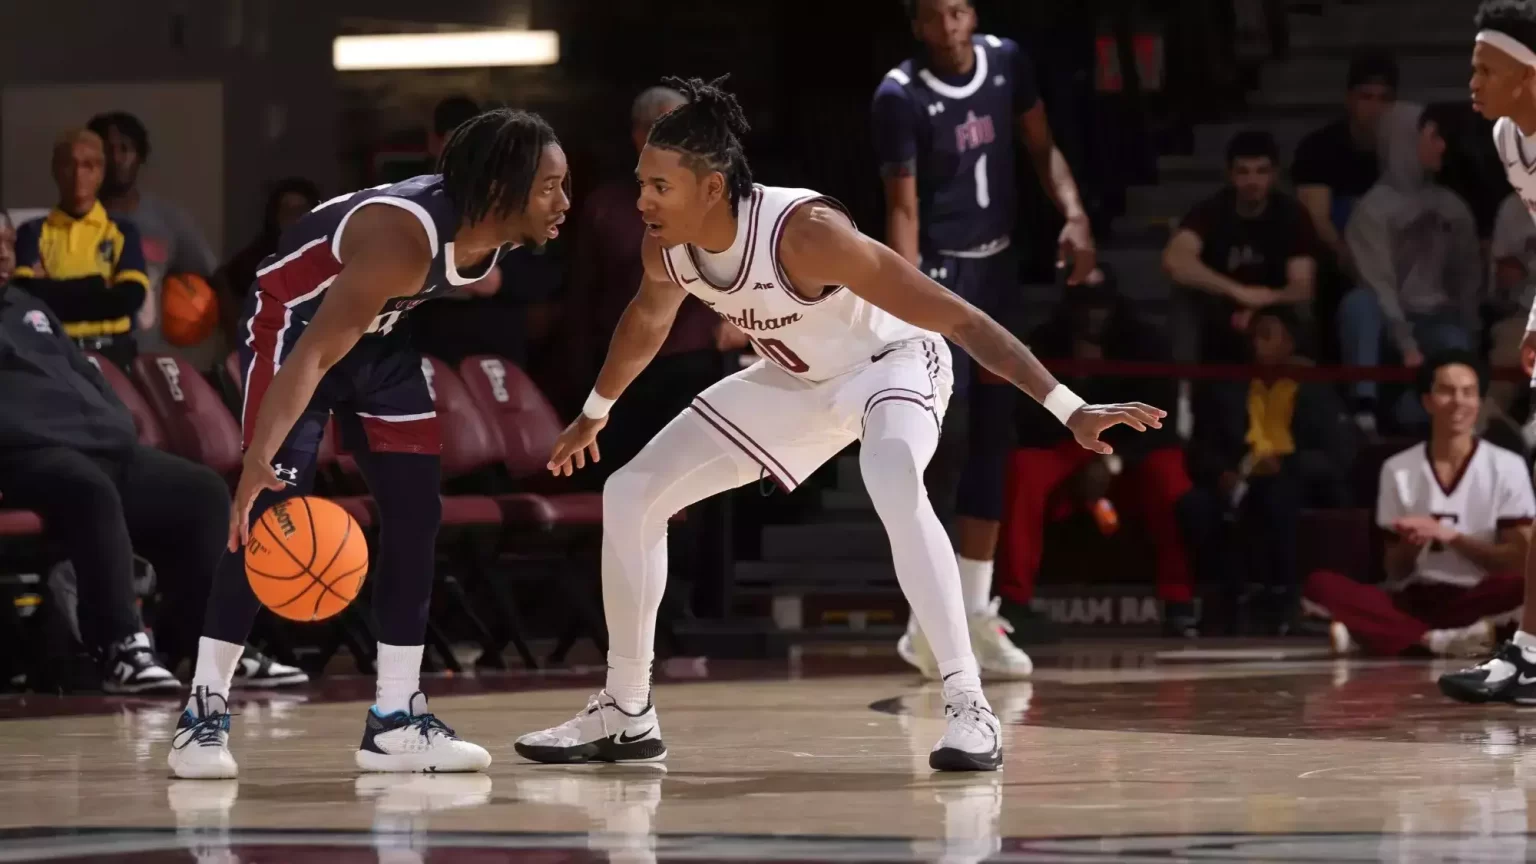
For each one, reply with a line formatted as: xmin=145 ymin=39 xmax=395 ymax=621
xmin=272 ymin=502 xmax=298 ymax=539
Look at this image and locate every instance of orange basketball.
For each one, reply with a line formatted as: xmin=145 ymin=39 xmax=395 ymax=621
xmin=161 ymin=272 xmax=218 ymax=346
xmin=246 ymin=497 xmax=368 ymax=622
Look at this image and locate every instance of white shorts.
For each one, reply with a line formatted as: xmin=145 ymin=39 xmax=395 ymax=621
xmin=688 ymin=337 xmax=953 ymax=491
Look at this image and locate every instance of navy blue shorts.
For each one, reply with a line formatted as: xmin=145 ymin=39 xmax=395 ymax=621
xmin=921 ymin=247 xmax=1020 ymax=392
xmin=238 ymin=291 xmax=439 ymax=464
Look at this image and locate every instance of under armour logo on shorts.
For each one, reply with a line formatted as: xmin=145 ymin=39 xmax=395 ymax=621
xmin=272 ymin=464 xmax=299 ymax=484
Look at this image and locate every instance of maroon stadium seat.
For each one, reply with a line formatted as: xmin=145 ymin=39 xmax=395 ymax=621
xmin=419 ymin=355 xmax=513 ymax=527
xmin=0 ymin=509 xmax=42 ymax=536
xmin=132 ymin=354 xmax=244 ymax=479
xmin=456 ymin=355 xmax=601 ymax=526
xmin=86 ymin=351 xmax=168 ymax=450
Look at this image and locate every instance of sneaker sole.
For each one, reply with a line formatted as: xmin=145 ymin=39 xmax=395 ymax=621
xmin=514 ymin=738 xmax=668 ymax=765
xmin=1438 ymin=676 xmax=1514 ymax=704
xmin=232 ymin=673 xmax=311 ymax=689
xmin=355 ymin=748 xmax=492 ymax=774
xmin=167 ymin=755 xmax=239 ymax=780
xmin=929 ymin=745 xmax=1002 ymax=772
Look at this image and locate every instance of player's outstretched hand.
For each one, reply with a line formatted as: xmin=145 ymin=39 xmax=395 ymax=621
xmin=1066 ymin=402 xmax=1166 ymax=455
xmin=1057 ymin=216 xmax=1096 ymax=286
xmin=229 ymin=453 xmax=287 ymax=552
xmin=548 ymin=414 xmax=607 ymax=477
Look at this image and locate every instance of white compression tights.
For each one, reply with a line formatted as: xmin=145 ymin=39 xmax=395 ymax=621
xmin=602 ymin=411 xmax=758 ymax=710
xmin=860 ymin=401 xmax=982 ymax=696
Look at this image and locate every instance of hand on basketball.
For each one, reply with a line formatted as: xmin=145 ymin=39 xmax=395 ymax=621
xmin=548 ymin=414 xmax=606 ymax=477
xmin=1058 ymin=216 xmax=1096 ymax=286
xmin=1521 ymin=330 xmax=1536 ymax=376
xmin=1065 ymin=402 xmax=1166 ymax=455
xmin=229 ymin=454 xmax=287 ymax=552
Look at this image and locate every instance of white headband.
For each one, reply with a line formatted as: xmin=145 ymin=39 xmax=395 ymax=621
xmin=1479 ymin=30 xmax=1536 ymax=68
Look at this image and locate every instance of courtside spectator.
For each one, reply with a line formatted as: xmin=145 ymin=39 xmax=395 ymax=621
xmin=215 ymin=177 xmax=321 ymax=336
xmin=999 ymin=273 xmax=1199 ymax=637
xmin=1292 ymin=50 xmax=1398 ymax=275
xmin=13 ymin=129 xmax=149 ymax=369
xmin=1163 ymin=129 xmax=1320 ymax=366
xmin=88 ymin=112 xmax=221 ymax=368
xmin=1342 ymin=103 xmax=1481 ymax=431
xmin=1184 ymin=307 xmax=1355 ymax=635
xmin=1304 ymin=352 xmax=1531 ymax=657
xmin=1485 ymin=191 xmax=1536 ymax=426
xmin=563 ymin=84 xmax=738 ymax=476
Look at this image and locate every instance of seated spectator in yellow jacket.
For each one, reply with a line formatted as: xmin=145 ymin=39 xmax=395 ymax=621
xmin=13 ymin=129 xmax=149 ymax=368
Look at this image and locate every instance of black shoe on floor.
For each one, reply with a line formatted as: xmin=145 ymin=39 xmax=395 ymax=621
xmin=1439 ymin=641 xmax=1536 ymax=705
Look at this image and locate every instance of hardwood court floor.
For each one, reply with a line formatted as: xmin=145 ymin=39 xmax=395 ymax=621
xmin=5 ymin=642 xmax=1536 ymax=862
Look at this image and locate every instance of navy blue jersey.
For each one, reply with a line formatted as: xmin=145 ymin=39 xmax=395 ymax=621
xmin=247 ymin=174 xmax=506 ymax=348
xmin=871 ymin=34 xmax=1038 ymax=255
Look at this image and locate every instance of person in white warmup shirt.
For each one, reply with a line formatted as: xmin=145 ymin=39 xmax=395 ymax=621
xmin=512 ymin=76 xmax=1164 ymax=772
xmin=1440 ymin=0 xmax=1536 ymax=703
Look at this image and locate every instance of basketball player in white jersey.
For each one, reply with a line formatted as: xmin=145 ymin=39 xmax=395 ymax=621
xmin=1440 ymin=0 xmax=1536 ymax=702
xmin=513 ymin=76 xmax=1163 ymax=771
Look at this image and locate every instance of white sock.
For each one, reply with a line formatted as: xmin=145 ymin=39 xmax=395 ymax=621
xmin=606 ymin=652 xmax=653 ymax=713
xmin=956 ymin=556 xmax=994 ymax=616
xmin=939 ymin=657 xmax=987 ymax=707
xmin=188 ymin=637 xmax=245 ymax=708
xmin=375 ymin=643 xmax=424 ymax=715
xmin=1515 ymin=630 xmax=1536 ymax=661
xmin=861 ymin=402 xmax=985 ymax=704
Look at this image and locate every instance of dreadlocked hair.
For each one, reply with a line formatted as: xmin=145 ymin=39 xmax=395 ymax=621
xmin=1478 ymin=0 xmax=1536 ymax=52
xmin=438 ymin=108 xmax=560 ymax=227
xmin=647 ymin=75 xmax=755 ymax=215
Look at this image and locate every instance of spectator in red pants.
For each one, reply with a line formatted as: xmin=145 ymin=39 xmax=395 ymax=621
xmin=1304 ymin=351 xmax=1534 ymax=657
xmin=998 ymin=275 xmax=1197 ymax=636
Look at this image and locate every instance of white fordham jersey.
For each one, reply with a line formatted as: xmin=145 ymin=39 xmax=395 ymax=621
xmin=1496 ymin=117 xmax=1536 ymax=224
xmin=1376 ymin=439 xmax=1536 ymax=588
xmin=660 ymin=184 xmax=935 ymax=383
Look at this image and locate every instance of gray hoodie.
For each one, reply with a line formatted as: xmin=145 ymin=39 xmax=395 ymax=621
xmin=1345 ymin=102 xmax=1482 ymax=356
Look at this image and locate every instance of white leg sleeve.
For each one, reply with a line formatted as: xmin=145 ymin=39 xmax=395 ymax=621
xmin=859 ymin=400 xmax=981 ymax=689
xmin=602 ymin=409 xmax=758 ymax=699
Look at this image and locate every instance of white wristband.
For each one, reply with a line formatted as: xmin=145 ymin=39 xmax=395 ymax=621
xmin=582 ymin=390 xmax=615 ymax=420
xmin=1043 ymin=384 xmax=1086 ymax=425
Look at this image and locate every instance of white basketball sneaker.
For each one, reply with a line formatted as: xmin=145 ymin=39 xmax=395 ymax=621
xmin=929 ymin=694 xmax=1003 ymax=772
xmin=515 ymin=691 xmax=667 ymax=764
xmin=168 ymin=686 xmax=239 ymax=780
xmin=355 ymin=692 xmax=491 ymax=773
xmin=903 ymin=601 xmax=1034 ymax=681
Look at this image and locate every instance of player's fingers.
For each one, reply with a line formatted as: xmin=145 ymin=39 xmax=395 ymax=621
xmin=1071 ymin=250 xmax=1095 ymax=284
xmin=1125 ymin=401 xmax=1168 ymax=418
xmin=1117 ymin=416 xmax=1148 ymax=432
xmin=1125 ymin=406 xmax=1162 ymax=428
xmin=573 ymin=449 xmax=586 ymax=471
xmin=588 ymin=440 xmax=601 ymax=464
xmin=227 ymin=513 xmax=240 ymax=552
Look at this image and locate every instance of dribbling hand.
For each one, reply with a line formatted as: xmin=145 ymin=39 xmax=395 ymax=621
xmin=228 ymin=453 xmax=286 ymax=552
xmin=1066 ymin=402 xmax=1167 ymax=455
xmin=548 ymin=414 xmax=607 ymax=477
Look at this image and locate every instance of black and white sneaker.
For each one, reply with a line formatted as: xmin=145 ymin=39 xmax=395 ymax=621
xmin=167 ymin=686 xmax=238 ymax=779
xmin=515 ymin=691 xmax=668 ymax=764
xmin=355 ymin=691 xmax=491 ymax=773
xmin=1439 ymin=641 xmax=1536 ymax=705
xmin=929 ymin=696 xmax=1003 ymax=772
xmin=103 ymin=632 xmax=183 ymax=694
xmin=231 ymin=649 xmax=309 ymax=689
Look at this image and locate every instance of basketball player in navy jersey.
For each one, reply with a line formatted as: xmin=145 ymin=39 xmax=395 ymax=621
xmin=872 ymin=0 xmax=1095 ymax=679
xmin=167 ymin=109 xmax=571 ymax=779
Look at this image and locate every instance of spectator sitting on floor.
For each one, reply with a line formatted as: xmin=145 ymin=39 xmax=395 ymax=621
xmin=88 ymin=112 xmax=222 ymax=369
xmin=997 ymin=270 xmax=1201 ymax=637
xmin=1304 ymin=351 xmax=1532 ymax=657
xmin=1485 ymin=191 xmax=1536 ymax=430
xmin=1292 ymin=49 xmax=1397 ymax=277
xmin=1341 ymin=102 xmax=1482 ymax=432
xmin=1163 ymin=129 xmax=1320 ymax=366
xmin=1184 ymin=307 xmax=1355 ymax=635
xmin=12 ymin=129 xmax=149 ymax=370
xmin=0 ymin=215 xmax=305 ymax=692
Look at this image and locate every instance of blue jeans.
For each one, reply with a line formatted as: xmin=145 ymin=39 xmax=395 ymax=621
xmin=1337 ymin=287 xmax=1472 ymax=424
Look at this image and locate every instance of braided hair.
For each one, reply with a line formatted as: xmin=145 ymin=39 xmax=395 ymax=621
xmin=438 ymin=108 xmax=561 ymax=228
xmin=646 ymin=75 xmax=754 ymax=215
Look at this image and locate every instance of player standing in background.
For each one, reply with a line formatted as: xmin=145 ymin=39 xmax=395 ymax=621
xmin=1438 ymin=0 xmax=1536 ymax=703
xmin=167 ymin=109 xmax=571 ymax=778
xmin=872 ymin=0 xmax=1096 ymax=679
xmin=514 ymin=76 xmax=1160 ymax=772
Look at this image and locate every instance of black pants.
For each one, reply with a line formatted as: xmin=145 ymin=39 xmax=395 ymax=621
xmin=0 ymin=444 xmax=228 ymax=656
xmin=1181 ymin=470 xmax=1303 ymax=634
